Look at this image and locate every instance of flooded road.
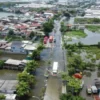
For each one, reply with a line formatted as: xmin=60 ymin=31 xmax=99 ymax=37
xmin=44 ymin=20 xmax=65 ymax=100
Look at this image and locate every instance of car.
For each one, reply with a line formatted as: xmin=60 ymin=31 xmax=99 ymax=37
xmin=80 ymin=80 xmax=84 ymax=89
xmin=54 ymin=38 xmax=56 ymax=43
xmin=86 ymin=86 xmax=92 ymax=94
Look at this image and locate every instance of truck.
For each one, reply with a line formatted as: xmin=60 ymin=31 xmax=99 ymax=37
xmin=43 ymin=36 xmax=48 ymax=44
xmin=49 ymin=36 xmax=53 ymax=43
xmin=52 ymin=62 xmax=58 ymax=76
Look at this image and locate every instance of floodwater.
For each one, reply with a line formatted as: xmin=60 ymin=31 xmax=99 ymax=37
xmin=0 ymin=69 xmax=19 ymax=80
xmin=0 ymin=53 xmax=26 ymax=60
xmin=0 ymin=53 xmax=26 ymax=84
xmin=67 ymin=17 xmax=100 ymax=45
xmin=0 ymin=12 xmax=18 ymax=18
xmin=81 ymin=69 xmax=98 ymax=100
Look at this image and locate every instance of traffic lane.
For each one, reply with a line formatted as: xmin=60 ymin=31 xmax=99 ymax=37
xmin=52 ymin=46 xmax=65 ymax=72
xmin=44 ymin=76 xmax=61 ymax=100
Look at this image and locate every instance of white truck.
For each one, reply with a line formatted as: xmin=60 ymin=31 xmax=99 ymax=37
xmin=91 ymin=86 xmax=98 ymax=94
xmin=52 ymin=62 xmax=58 ymax=76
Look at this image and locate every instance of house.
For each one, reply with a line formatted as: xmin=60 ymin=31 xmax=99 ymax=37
xmin=24 ymin=44 xmax=37 ymax=54
xmin=11 ymin=41 xmax=26 ymax=54
xmin=4 ymin=59 xmax=24 ymax=70
xmin=5 ymin=94 xmax=16 ymax=100
xmin=0 ymin=80 xmax=18 ymax=94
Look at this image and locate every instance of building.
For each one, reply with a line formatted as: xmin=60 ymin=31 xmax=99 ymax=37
xmin=11 ymin=41 xmax=26 ymax=54
xmin=5 ymin=94 xmax=16 ymax=100
xmin=4 ymin=59 xmax=24 ymax=70
xmin=0 ymin=80 xmax=18 ymax=94
xmin=84 ymin=5 xmax=100 ymax=18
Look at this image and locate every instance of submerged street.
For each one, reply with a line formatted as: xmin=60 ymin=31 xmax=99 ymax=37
xmin=44 ymin=20 xmax=65 ymax=100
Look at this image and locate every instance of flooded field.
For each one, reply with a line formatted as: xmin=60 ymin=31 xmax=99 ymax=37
xmin=0 ymin=53 xmax=27 ymax=60
xmin=0 ymin=69 xmax=20 ymax=80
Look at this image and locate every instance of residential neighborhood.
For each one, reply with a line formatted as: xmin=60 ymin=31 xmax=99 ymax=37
xmin=0 ymin=0 xmax=100 ymax=100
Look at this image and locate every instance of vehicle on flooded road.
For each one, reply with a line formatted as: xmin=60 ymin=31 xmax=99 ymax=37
xmin=86 ymin=86 xmax=92 ymax=95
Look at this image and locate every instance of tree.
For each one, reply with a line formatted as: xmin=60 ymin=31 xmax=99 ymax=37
xmin=31 ymin=50 xmax=40 ymax=60
xmin=29 ymin=31 xmax=35 ymax=39
xmin=8 ymin=29 xmax=14 ymax=36
xmin=43 ymin=19 xmax=54 ymax=36
xmin=0 ymin=94 xmax=6 ymax=100
xmin=68 ymin=55 xmax=86 ymax=70
xmin=61 ymin=74 xmax=81 ymax=94
xmin=78 ymin=42 xmax=83 ymax=48
xmin=16 ymin=81 xmax=30 ymax=97
xmin=68 ymin=67 xmax=75 ymax=76
xmin=98 ymin=42 xmax=100 ymax=48
xmin=60 ymin=94 xmax=85 ymax=100
xmin=37 ymin=44 xmax=45 ymax=51
xmin=26 ymin=61 xmax=38 ymax=74
xmin=17 ymin=72 xmax=36 ymax=87
xmin=0 ymin=60 xmax=4 ymax=69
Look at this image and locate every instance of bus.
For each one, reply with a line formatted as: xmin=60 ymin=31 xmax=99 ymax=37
xmin=52 ymin=62 xmax=58 ymax=76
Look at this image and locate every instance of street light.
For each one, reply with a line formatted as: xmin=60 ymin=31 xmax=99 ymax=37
xmin=32 ymin=96 xmax=41 ymax=100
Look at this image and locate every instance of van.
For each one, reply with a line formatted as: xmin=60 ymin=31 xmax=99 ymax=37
xmin=91 ymin=86 xmax=98 ymax=94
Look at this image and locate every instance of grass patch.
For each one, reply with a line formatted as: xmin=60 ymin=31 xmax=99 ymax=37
xmin=65 ymin=30 xmax=87 ymax=39
xmin=5 ymin=36 xmax=25 ymax=42
xmin=75 ymin=18 xmax=100 ymax=24
xmin=86 ymin=25 xmax=100 ymax=32
xmin=82 ymin=46 xmax=100 ymax=60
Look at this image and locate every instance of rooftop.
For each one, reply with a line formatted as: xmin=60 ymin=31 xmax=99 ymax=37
xmin=5 ymin=59 xmax=22 ymax=66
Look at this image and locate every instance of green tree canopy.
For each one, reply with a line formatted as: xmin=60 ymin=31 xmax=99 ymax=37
xmin=26 ymin=61 xmax=38 ymax=73
xmin=8 ymin=29 xmax=14 ymax=36
xmin=16 ymin=81 xmax=30 ymax=97
xmin=0 ymin=60 xmax=4 ymax=69
xmin=17 ymin=72 xmax=36 ymax=86
xmin=61 ymin=73 xmax=81 ymax=93
xmin=60 ymin=94 xmax=85 ymax=100
xmin=43 ymin=19 xmax=54 ymax=35
xmin=37 ymin=44 xmax=45 ymax=51
xmin=29 ymin=31 xmax=35 ymax=39
xmin=31 ymin=50 xmax=40 ymax=60
xmin=0 ymin=94 xmax=6 ymax=100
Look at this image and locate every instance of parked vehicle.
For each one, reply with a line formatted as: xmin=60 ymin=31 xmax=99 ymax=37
xmin=80 ymin=80 xmax=84 ymax=89
xmin=43 ymin=36 xmax=48 ymax=44
xmin=86 ymin=86 xmax=92 ymax=94
xmin=43 ymin=39 xmax=47 ymax=44
xmin=91 ymin=86 xmax=98 ymax=94
xmin=49 ymin=36 xmax=53 ymax=43
xmin=54 ymin=38 xmax=56 ymax=43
